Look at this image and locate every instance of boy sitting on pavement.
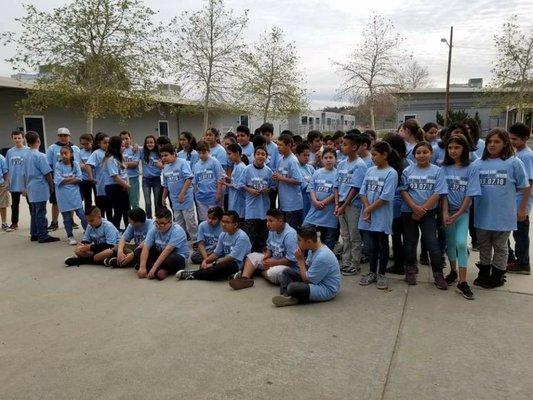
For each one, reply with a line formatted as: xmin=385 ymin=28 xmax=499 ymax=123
xmin=65 ymin=206 xmax=119 ymax=266
xmin=229 ymin=208 xmax=298 ymax=290
xmin=272 ymin=226 xmax=341 ymax=307
xmin=190 ymin=206 xmax=223 ymax=264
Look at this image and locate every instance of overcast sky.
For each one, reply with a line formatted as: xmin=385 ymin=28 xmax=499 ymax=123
xmin=1 ymin=0 xmax=532 ymax=109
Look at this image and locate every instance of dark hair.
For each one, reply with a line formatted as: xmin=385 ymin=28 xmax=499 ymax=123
xmin=343 ymin=132 xmax=361 ymax=147
xmin=155 ymin=207 xmax=172 ymax=220
xmin=178 ymin=132 xmax=197 ymax=155
xmin=80 ymin=133 xmax=93 ymax=143
xmin=463 ymin=118 xmax=481 ymax=142
xmin=280 ymin=129 xmax=293 ymax=136
xmin=156 ymin=136 xmax=171 ymax=147
xmin=324 ymin=135 xmax=333 ymax=143
xmin=359 ymin=133 xmax=372 ymax=148
xmin=332 ymin=130 xmax=345 ymax=140
xmin=372 ymin=141 xmax=403 ymax=178
xmin=226 ymin=143 xmax=249 ymax=165
xmin=322 ymin=148 xmax=337 ymax=159
xmin=206 ymin=127 xmax=220 ymax=137
xmin=11 ymin=130 xmax=24 ymax=137
xmin=266 ymin=208 xmax=285 ymax=220
xmin=25 ymin=131 xmax=40 ymax=145
xmin=93 ymin=132 xmax=109 ymax=152
xmin=119 ymin=130 xmax=131 ymax=138
xmin=482 ymin=128 xmax=514 ymax=160
xmin=236 ymin=125 xmax=250 ymax=136
xmin=196 ymin=140 xmax=209 ymax=152
xmin=207 ymin=206 xmax=224 ymax=220
xmin=402 ymin=119 xmax=424 ymax=142
xmin=223 ymin=210 xmax=240 ymax=222
xmin=159 ymin=143 xmax=176 ymax=155
xmin=278 ymin=134 xmax=294 ymax=146
xmin=293 ymin=135 xmax=303 ymax=147
xmin=346 ymin=128 xmax=362 ymax=135
xmin=443 ymin=134 xmax=471 ymax=166
xmin=297 ymin=225 xmax=318 ymax=241
xmin=258 ymin=123 xmax=274 ymax=135
xmin=142 ymin=135 xmax=159 ymax=163
xmin=128 ymin=207 xmax=147 ymax=223
xmin=85 ymin=205 xmax=101 ymax=216
xmin=224 ymin=131 xmax=237 ymax=141
xmin=413 ymin=141 xmax=433 ymax=155
xmin=295 ymin=143 xmax=310 ymax=155
xmin=383 ymin=133 xmax=407 ymax=159
xmin=60 ymin=145 xmax=75 ymax=166
xmin=254 ymin=146 xmax=268 ymax=156
xmin=509 ymin=122 xmax=530 ymax=139
xmin=105 ymin=136 xmax=124 ymax=163
xmin=439 ymin=122 xmax=476 ymax=151
xmin=423 ymin=122 xmax=438 ymax=133
xmin=363 ymin=129 xmax=376 ymax=141
xmin=307 ymin=130 xmax=323 ymax=143
xmin=252 ymin=135 xmax=266 ymax=148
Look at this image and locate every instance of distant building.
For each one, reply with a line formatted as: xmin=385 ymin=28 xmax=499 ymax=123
xmin=287 ymin=111 xmax=356 ymax=136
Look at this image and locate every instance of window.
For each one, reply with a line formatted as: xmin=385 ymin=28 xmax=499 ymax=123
xmin=158 ymin=120 xmax=169 ymax=136
xmin=316 ymin=118 xmax=320 ymax=124
xmin=309 ymin=117 xmax=314 ymax=125
xmin=239 ymin=115 xmax=249 ymax=127
xmin=404 ymin=114 xmax=417 ymax=121
xmin=327 ymin=118 xmax=332 ymax=126
xmin=301 ymin=116 xmax=308 ymax=125
xmin=23 ymin=115 xmax=46 ymax=152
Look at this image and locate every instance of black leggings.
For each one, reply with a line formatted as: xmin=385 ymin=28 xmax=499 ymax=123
xmin=192 ymin=260 xmax=239 ymax=281
xmin=80 ymin=180 xmax=96 ymax=211
xmin=367 ymin=231 xmax=389 ymax=275
xmin=391 ymin=217 xmax=404 ymax=268
xmin=105 ymin=184 xmax=130 ymax=230
xmin=133 ymin=247 xmax=186 ymax=274
xmin=279 ymin=268 xmax=310 ymax=302
xmin=244 ymin=219 xmax=268 ymax=252
xmin=95 ymin=195 xmax=113 ymax=220
xmin=10 ymin=191 xmax=30 ymax=225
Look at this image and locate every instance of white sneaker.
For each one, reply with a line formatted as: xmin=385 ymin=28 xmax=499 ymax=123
xmin=68 ymin=237 xmax=77 ymax=245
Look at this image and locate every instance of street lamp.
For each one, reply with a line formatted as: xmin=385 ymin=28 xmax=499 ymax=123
xmin=441 ymin=27 xmax=453 ymax=127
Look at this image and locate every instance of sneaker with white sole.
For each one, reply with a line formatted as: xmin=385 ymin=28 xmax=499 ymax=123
xmin=176 ymin=269 xmax=195 ymax=280
xmin=341 ymin=266 xmax=361 ymax=276
xmin=359 ymin=272 xmax=377 ymax=286
xmin=68 ymin=237 xmax=77 ymax=245
xmin=2 ymin=223 xmax=13 ymax=232
xmin=272 ymin=295 xmax=299 ymax=307
xmin=376 ymin=274 xmax=388 ymax=290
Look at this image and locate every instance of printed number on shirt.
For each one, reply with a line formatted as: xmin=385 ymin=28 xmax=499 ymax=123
xmin=409 ymin=176 xmax=436 ymax=191
xmin=479 ymin=170 xmax=507 ymax=186
xmin=446 ymin=176 xmax=467 ymax=192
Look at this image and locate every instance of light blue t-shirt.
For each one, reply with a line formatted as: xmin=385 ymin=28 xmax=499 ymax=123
xmin=161 ymin=158 xmax=194 ymax=211
xmin=122 ymin=219 xmax=153 ymax=245
xmin=210 ymin=144 xmax=228 ymax=169
xmin=358 ymin=166 xmax=398 ymax=234
xmin=141 ymin=151 xmax=163 ymax=178
xmin=228 ymin=161 xmax=246 ymax=219
xmin=196 ymin=220 xmax=223 ymax=253
xmin=24 ymin=149 xmax=52 ymax=203
xmin=0 ymin=155 xmax=7 ymax=186
xmin=442 ymin=164 xmax=481 ymax=212
xmin=6 ymin=146 xmax=29 ymax=191
xmin=47 ymin=143 xmax=81 ymax=169
xmin=240 ymin=142 xmax=255 ymax=164
xmin=474 ymin=157 xmax=529 ymax=231
xmin=193 ymin=156 xmax=224 ymax=205
xmin=432 ymin=144 xmax=478 ymax=166
xmin=265 ymin=142 xmax=280 ymax=171
xmin=299 ymin=163 xmax=315 ymax=191
xmin=82 ymin=218 xmax=120 ymax=245
xmin=474 ymin=139 xmax=485 ymax=159
xmin=214 ymin=229 xmax=252 ymax=268
xmin=400 ymin=164 xmax=447 ymax=212
xmin=54 ymin=161 xmax=83 ymax=212
xmin=304 ymin=167 xmax=338 ymax=229
xmin=334 ymin=157 xmax=368 ymax=206
xmin=144 ymin=223 xmax=189 ymax=259
xmin=123 ymin=146 xmax=142 ymax=178
xmin=306 ymin=245 xmax=341 ymax=302
xmin=87 ymin=149 xmax=107 ymax=196
xmin=104 ymin=157 xmax=129 ymax=187
xmin=79 ymin=148 xmax=92 ymax=181
xmin=361 ymin=154 xmax=374 ymax=168
xmin=240 ymin=164 xmax=273 ymax=220
xmin=177 ymin=149 xmax=199 ymax=171
xmin=277 ymin=153 xmax=303 ymax=211
xmin=515 ymin=147 xmax=533 ymax=214
xmin=267 ymin=223 xmax=298 ymax=268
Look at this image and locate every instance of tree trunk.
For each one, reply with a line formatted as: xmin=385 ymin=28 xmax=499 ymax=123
xmin=86 ymin=111 xmax=94 ymax=135
xmin=202 ymin=93 xmax=210 ymax=132
xmin=369 ymin=104 xmax=376 ymax=130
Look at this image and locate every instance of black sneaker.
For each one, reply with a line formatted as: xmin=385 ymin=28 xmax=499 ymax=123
xmin=64 ymin=256 xmax=80 ymax=267
xmin=456 ymin=281 xmax=475 ymax=300
xmin=30 ymin=235 xmax=38 ymax=242
xmin=360 ymin=255 xmax=369 ymax=264
xmin=419 ymin=257 xmax=430 ymax=266
xmin=47 ymin=221 xmax=59 ymax=231
xmin=39 ymin=236 xmax=60 ymax=243
xmin=445 ymin=270 xmax=458 ymax=285
xmin=176 ymin=269 xmax=195 ymax=280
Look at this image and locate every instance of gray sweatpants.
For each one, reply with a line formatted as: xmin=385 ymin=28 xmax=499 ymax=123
xmin=339 ymin=203 xmax=362 ymax=268
xmin=173 ymin=207 xmax=198 ymax=242
xmin=477 ymin=229 xmax=511 ymax=271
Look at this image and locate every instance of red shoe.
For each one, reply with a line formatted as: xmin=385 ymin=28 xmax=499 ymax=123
xmin=9 ymin=223 xmax=18 ymax=230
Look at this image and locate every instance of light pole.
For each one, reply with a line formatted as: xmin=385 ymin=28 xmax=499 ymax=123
xmin=441 ymin=26 xmax=453 ymax=127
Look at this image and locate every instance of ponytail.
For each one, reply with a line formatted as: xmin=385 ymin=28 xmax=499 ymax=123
xmin=372 ymin=142 xmax=404 ymax=184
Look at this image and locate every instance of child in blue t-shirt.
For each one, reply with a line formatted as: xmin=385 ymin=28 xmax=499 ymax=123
xmin=193 ymin=140 xmax=224 ymax=221
xmin=273 ymin=134 xmax=304 ymax=229
xmin=135 ymin=207 xmax=188 ymax=280
xmin=5 ymin=130 xmax=28 ymax=230
xmin=177 ymin=131 xmax=199 ymax=171
xmin=508 ymin=123 xmax=533 ymax=275
xmin=473 ymin=129 xmax=529 ymax=289
xmin=358 ymin=142 xmax=399 ymax=290
xmin=0 ymin=154 xmax=11 ymax=231
xmin=65 ymin=206 xmax=119 ymax=266
xmin=54 ymin=146 xmax=88 ymax=245
xmin=241 ymin=146 xmax=274 ymax=252
xmin=204 ymin=128 xmax=228 ymax=170
xmin=120 ymin=131 xmax=142 ymax=209
xmin=440 ymin=134 xmax=481 ymax=299
xmin=222 ymin=144 xmax=247 ymax=220
xmin=272 ymin=226 xmax=341 ymax=307
xmin=177 ymin=211 xmax=252 ymax=281
xmin=87 ymin=133 xmax=112 ymax=219
xmin=160 ymin=144 xmax=197 ymax=241
xmin=296 ymin=143 xmax=315 ymax=216
xmin=303 ymin=149 xmax=338 ymax=250
xmin=78 ymin=134 xmax=95 ymax=210
xmin=400 ymin=141 xmax=448 ymax=288
xmin=191 ymin=206 xmax=223 ymax=264
xmin=141 ymin=135 xmax=164 ymax=219
xmin=229 ymin=209 xmax=298 ymax=290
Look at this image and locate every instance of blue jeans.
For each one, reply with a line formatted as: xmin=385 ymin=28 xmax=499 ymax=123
xmin=30 ymin=201 xmax=48 ymax=239
xmin=62 ymin=208 xmax=88 ymax=237
xmin=402 ymin=209 xmax=443 ymax=273
xmin=367 ymin=231 xmax=389 ymax=275
xmin=142 ymin=176 xmax=162 ymax=219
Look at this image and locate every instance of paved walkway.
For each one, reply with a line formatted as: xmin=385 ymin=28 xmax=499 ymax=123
xmin=1 ymin=206 xmax=532 ymax=400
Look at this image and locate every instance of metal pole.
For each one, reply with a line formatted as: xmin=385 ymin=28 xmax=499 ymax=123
xmin=444 ymin=26 xmax=453 ymax=127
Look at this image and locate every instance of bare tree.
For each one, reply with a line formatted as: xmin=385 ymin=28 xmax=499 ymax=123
xmin=395 ymin=57 xmax=432 ymax=89
xmin=170 ymin=0 xmax=248 ymax=131
xmin=332 ymin=13 xmax=402 ymax=129
xmin=239 ymin=27 xmax=307 ymax=123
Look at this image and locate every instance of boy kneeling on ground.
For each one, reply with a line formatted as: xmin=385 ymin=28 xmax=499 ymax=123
xmin=272 ymin=226 xmax=341 ymax=307
xmin=176 ymin=210 xmax=251 ymax=281
xmin=229 ymin=208 xmax=298 ymax=290
xmin=135 ymin=207 xmax=188 ymax=281
xmin=65 ymin=206 xmax=119 ymax=266
xmin=104 ymin=207 xmax=153 ymax=268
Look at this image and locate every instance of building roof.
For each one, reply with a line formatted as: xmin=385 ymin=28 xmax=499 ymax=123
xmin=395 ymin=87 xmax=482 ymax=94
xmin=0 ymin=75 xmax=34 ymax=90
